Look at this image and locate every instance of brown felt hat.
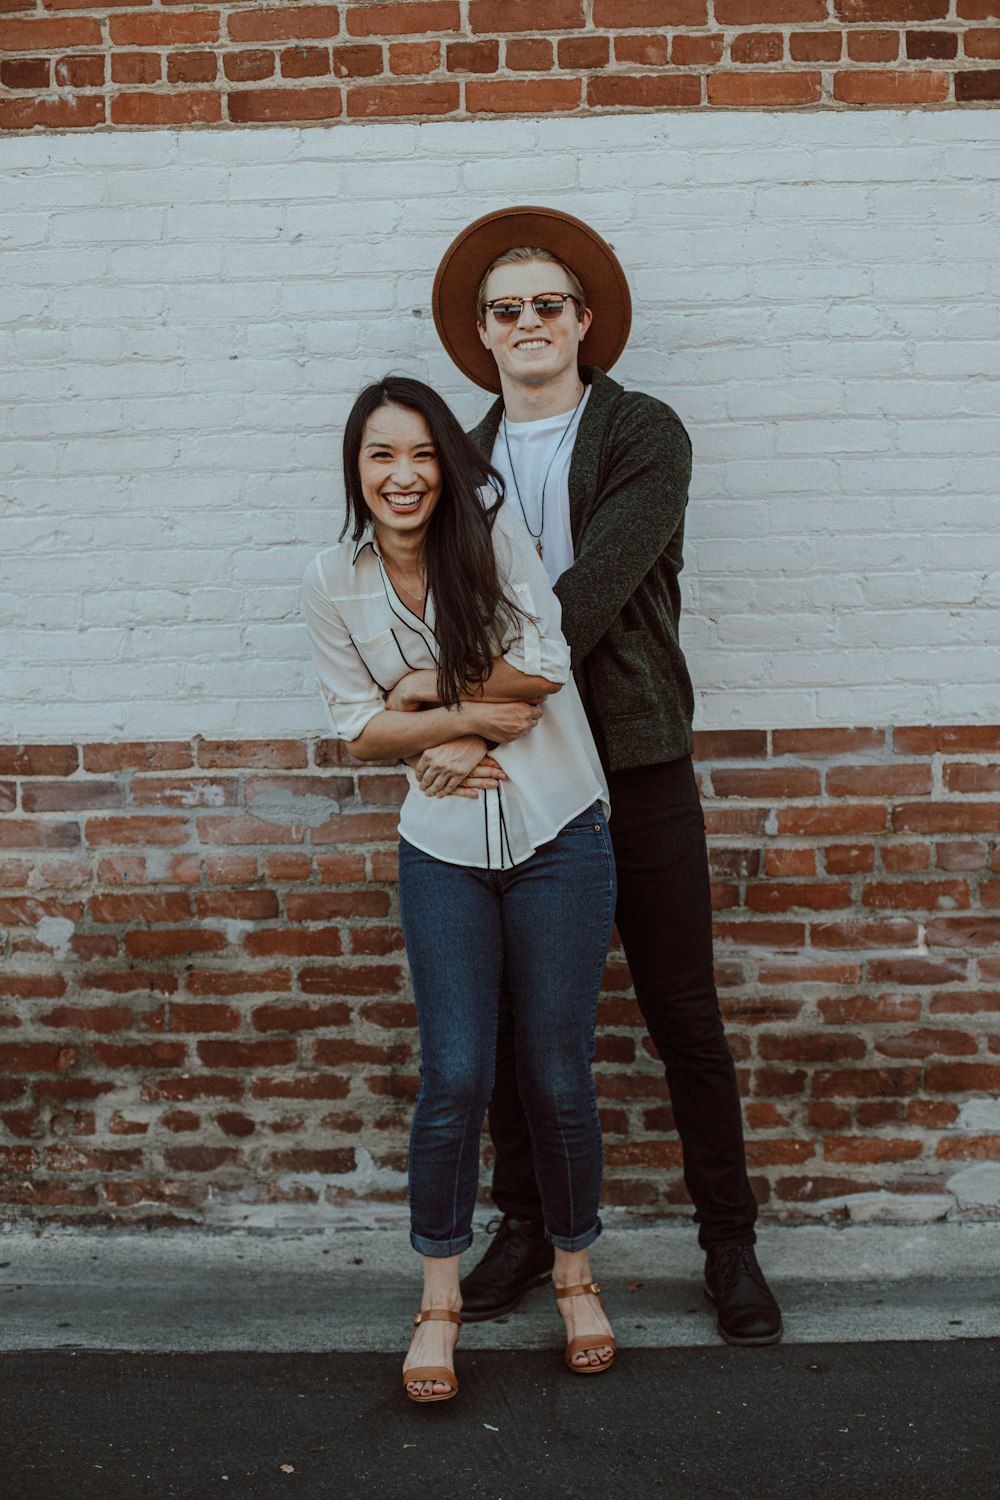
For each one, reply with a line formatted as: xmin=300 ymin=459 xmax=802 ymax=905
xmin=432 ymin=205 xmax=632 ymax=394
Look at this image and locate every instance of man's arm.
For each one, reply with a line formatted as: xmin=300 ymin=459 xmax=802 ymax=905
xmin=555 ymin=396 xmax=692 ymax=662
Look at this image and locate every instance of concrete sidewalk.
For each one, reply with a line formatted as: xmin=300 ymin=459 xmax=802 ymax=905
xmin=2 ymin=1216 xmax=998 ymax=1353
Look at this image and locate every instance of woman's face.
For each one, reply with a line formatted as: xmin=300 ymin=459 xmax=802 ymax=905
xmin=358 ymin=403 xmax=442 ymax=545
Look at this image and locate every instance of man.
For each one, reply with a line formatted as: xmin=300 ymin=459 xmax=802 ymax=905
xmin=427 ymin=206 xmax=782 ymax=1346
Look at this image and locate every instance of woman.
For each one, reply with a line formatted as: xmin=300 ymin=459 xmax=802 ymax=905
xmin=302 ymin=376 xmax=616 ymax=1402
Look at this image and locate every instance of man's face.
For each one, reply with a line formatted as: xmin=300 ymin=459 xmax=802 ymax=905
xmin=476 ymin=258 xmax=592 ymax=392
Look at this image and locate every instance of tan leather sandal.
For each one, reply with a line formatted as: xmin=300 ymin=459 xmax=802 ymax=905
xmin=554 ymin=1281 xmax=616 ymax=1376
xmin=403 ymin=1308 xmax=462 ymax=1404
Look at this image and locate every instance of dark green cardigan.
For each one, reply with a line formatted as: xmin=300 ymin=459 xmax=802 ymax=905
xmin=470 ymin=366 xmax=695 ymax=773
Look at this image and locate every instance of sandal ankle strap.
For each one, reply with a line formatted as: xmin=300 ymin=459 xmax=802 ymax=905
xmin=554 ymin=1281 xmax=601 ymax=1301
xmin=413 ymin=1308 xmax=462 ymax=1326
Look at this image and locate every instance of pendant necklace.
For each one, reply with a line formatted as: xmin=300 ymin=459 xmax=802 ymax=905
xmin=501 ymin=386 xmax=585 ymax=561
xmin=382 ymin=555 xmax=427 ymax=619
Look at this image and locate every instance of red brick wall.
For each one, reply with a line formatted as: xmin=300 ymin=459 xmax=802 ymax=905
xmin=1 ymin=0 xmax=998 ymax=130
xmin=2 ymin=726 xmax=999 ymax=1227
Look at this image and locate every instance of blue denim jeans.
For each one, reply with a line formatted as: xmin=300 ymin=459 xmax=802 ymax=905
xmin=398 ymin=802 xmax=616 ymax=1258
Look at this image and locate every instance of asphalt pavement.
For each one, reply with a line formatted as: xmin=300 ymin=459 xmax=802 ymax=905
xmin=5 ymin=1343 xmax=998 ymax=1500
xmin=1 ymin=1218 xmax=997 ymax=1500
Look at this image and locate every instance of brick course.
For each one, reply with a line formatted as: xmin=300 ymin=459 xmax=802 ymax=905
xmin=1 ymin=0 xmax=998 ymax=129
xmin=1 ymin=726 xmax=998 ymax=1226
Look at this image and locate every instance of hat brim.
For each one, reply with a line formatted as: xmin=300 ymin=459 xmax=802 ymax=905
xmin=432 ymin=205 xmax=632 ymax=394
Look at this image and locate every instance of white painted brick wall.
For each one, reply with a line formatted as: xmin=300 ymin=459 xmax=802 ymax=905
xmin=2 ymin=112 xmax=998 ymax=740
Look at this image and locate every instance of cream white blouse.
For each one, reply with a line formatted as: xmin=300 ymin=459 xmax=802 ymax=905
xmin=302 ymin=502 xmax=608 ymax=870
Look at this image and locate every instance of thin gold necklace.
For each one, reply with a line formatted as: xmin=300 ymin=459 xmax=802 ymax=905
xmin=382 ymin=554 xmax=426 ymax=615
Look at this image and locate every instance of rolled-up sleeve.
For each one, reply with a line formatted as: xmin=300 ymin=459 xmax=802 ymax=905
xmin=301 ymin=556 xmax=386 ymax=743
xmin=493 ymin=507 xmax=571 ymax=685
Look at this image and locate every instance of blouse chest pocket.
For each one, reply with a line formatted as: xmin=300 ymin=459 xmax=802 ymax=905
xmin=350 ymin=628 xmax=410 ymax=691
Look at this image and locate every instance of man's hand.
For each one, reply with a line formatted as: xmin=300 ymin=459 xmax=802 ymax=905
xmin=413 ymin=736 xmax=506 ymax=799
xmin=448 ymin=752 xmax=508 ymax=799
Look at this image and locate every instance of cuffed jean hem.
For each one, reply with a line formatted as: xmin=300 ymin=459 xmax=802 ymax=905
xmin=545 ymin=1217 xmax=602 ymax=1252
xmin=410 ymin=1230 xmax=474 ymax=1258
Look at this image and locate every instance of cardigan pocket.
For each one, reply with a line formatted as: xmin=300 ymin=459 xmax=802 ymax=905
xmin=350 ymin=628 xmax=408 ymax=692
xmin=586 ymin=622 xmax=659 ymax=719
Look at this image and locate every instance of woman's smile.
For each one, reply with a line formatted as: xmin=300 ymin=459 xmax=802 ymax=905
xmin=382 ymin=490 xmax=428 ymax=514
xmin=359 ymin=404 xmax=443 ymax=540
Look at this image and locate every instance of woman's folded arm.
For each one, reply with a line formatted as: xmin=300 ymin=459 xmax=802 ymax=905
xmin=348 ymin=697 xmax=543 ymax=762
xmin=386 ymin=661 xmax=560 ymax=713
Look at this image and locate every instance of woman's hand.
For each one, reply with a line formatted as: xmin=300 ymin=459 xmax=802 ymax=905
xmin=413 ymin=736 xmax=503 ymax=799
xmin=464 ymin=698 xmax=544 ymax=744
xmin=385 ymin=670 xmax=438 ymax=713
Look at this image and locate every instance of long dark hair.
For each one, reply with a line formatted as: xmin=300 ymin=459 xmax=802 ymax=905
xmin=341 ymin=375 xmax=521 ymax=709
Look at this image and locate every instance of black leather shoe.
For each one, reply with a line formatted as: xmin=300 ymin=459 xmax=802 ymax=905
xmin=704 ymin=1244 xmax=783 ymax=1346
xmin=459 ymin=1215 xmax=555 ymax=1322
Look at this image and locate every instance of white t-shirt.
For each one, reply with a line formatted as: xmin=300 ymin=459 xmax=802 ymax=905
xmin=489 ymin=388 xmax=590 ymax=587
xmin=302 ymin=503 xmax=607 ymax=871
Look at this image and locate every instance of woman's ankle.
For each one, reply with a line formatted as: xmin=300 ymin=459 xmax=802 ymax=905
xmin=551 ymin=1250 xmax=594 ymax=1290
xmin=418 ymin=1251 xmax=463 ymax=1313
xmin=418 ymin=1295 xmax=463 ymax=1313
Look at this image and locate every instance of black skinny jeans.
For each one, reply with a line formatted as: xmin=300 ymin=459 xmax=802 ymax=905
xmin=488 ymin=755 xmax=759 ymax=1250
